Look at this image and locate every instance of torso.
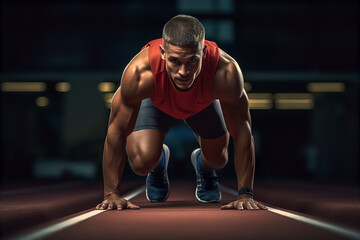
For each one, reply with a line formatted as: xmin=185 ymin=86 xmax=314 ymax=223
xmin=120 ymin=40 xmax=242 ymax=111
xmin=142 ymin=38 xmax=220 ymax=119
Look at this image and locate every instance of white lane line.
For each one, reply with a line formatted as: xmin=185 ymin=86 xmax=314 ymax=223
xmin=9 ymin=185 xmax=146 ymax=240
xmin=220 ymin=185 xmax=238 ymax=196
xmin=267 ymin=207 xmax=360 ymax=240
xmin=123 ymin=185 xmax=146 ymax=200
xmin=10 ymin=210 xmax=106 ymax=240
xmin=220 ymin=185 xmax=360 ymax=240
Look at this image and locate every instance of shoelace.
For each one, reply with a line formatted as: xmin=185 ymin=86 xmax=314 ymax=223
xmin=197 ymin=172 xmax=218 ymax=191
xmin=148 ymin=168 xmax=167 ymax=187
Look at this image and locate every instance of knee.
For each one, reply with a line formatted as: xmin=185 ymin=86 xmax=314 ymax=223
xmin=129 ymin=160 xmax=150 ymax=176
xmin=127 ymin=150 xmax=160 ymax=176
xmin=203 ymin=148 xmax=228 ymax=169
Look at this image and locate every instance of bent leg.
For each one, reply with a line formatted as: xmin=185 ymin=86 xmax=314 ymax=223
xmin=186 ymin=100 xmax=230 ymax=169
xmin=186 ymin=101 xmax=228 ymax=203
xmin=126 ymin=98 xmax=174 ymax=176
xmin=126 ymin=129 xmax=166 ymax=176
xmin=197 ymin=132 xmax=230 ymax=170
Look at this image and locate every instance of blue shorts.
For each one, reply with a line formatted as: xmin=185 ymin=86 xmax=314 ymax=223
xmin=133 ymin=98 xmax=227 ymax=139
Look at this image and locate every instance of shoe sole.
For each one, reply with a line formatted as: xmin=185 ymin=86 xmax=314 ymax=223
xmin=191 ymin=148 xmax=221 ymax=203
xmin=146 ymin=144 xmax=170 ymax=202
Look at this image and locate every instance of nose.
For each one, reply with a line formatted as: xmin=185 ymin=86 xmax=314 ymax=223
xmin=178 ymin=64 xmax=189 ymax=77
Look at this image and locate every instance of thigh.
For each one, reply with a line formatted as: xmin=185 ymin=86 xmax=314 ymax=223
xmin=133 ymin=98 xmax=176 ymax=133
xmin=185 ymin=100 xmax=227 ymax=139
xmin=185 ymin=100 xmax=229 ymax=165
xmin=126 ymin=98 xmax=173 ymax=173
xmin=126 ymin=129 xmax=166 ymax=176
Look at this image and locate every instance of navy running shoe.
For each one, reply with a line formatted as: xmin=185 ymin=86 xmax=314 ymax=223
xmin=146 ymin=144 xmax=170 ymax=202
xmin=191 ymin=148 xmax=221 ymax=203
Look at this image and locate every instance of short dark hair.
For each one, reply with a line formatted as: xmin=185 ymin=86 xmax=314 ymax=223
xmin=162 ymin=14 xmax=205 ymax=49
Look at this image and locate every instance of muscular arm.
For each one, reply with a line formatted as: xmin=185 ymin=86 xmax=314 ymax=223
xmin=213 ymin=49 xmax=266 ymax=210
xmin=221 ymin=93 xmax=254 ymax=191
xmin=97 ymin=48 xmax=154 ymax=210
xmin=102 ymin=88 xmax=140 ymax=198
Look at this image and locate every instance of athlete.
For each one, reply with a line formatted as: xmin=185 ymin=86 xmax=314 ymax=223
xmin=96 ymin=15 xmax=267 ymax=211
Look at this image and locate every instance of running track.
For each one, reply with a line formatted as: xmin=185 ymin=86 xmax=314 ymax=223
xmin=2 ymin=181 xmax=360 ymax=240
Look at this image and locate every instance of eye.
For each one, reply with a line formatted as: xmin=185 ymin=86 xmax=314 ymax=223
xmin=169 ymin=58 xmax=179 ymax=64
xmin=188 ymin=58 xmax=198 ymax=63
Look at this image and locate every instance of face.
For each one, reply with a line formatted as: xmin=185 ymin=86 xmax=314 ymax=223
xmin=160 ymin=43 xmax=207 ymax=91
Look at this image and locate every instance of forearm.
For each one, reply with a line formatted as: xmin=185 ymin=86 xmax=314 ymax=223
xmin=102 ymin=126 xmax=127 ymax=198
xmin=221 ymin=93 xmax=255 ymax=194
xmin=233 ymin=127 xmax=255 ymax=192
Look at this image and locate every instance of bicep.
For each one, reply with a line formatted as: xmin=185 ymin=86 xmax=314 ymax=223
xmin=107 ymin=48 xmax=154 ymax=136
xmin=120 ymin=59 xmax=154 ymax=105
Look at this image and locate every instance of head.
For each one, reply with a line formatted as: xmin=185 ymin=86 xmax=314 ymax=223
xmin=160 ymin=15 xmax=207 ymax=91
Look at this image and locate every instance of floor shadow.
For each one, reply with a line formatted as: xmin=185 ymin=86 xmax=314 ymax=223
xmin=140 ymin=200 xmax=223 ymax=209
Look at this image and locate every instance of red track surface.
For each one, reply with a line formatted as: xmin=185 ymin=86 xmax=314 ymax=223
xmin=4 ymin=181 xmax=358 ymax=240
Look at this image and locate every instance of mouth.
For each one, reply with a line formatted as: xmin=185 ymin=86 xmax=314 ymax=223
xmin=172 ymin=76 xmax=195 ymax=90
xmin=174 ymin=77 xmax=192 ymax=84
xmin=175 ymin=77 xmax=190 ymax=81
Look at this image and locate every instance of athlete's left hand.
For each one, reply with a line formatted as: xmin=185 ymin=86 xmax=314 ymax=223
xmin=221 ymin=195 xmax=267 ymax=210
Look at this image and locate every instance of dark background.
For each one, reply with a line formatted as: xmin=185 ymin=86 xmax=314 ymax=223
xmin=1 ymin=0 xmax=359 ymax=187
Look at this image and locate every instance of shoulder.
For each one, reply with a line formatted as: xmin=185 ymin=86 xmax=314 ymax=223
xmin=120 ymin=47 xmax=155 ymax=104
xmin=212 ymin=48 xmax=244 ymax=102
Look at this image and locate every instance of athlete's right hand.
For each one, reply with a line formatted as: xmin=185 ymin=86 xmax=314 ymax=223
xmin=96 ymin=193 xmax=140 ymax=210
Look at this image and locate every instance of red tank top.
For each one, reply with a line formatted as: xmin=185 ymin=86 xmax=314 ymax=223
xmin=142 ymin=38 xmax=219 ymax=119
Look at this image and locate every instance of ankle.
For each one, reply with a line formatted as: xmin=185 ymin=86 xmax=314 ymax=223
xmin=196 ymin=150 xmax=212 ymax=174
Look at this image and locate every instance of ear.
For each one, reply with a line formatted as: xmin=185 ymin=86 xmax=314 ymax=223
xmin=202 ymin=45 xmax=208 ymax=59
xmin=159 ymin=44 xmax=166 ymax=60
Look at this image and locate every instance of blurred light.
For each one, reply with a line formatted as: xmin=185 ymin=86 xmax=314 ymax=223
xmin=250 ymin=99 xmax=273 ymax=109
xmin=1 ymin=82 xmax=46 ymax=92
xmin=248 ymin=93 xmax=273 ymax=109
xmin=104 ymin=93 xmax=114 ymax=109
xmin=244 ymin=82 xmax=252 ymax=92
xmin=36 ymin=96 xmax=49 ymax=107
xmin=275 ymin=93 xmax=314 ymax=110
xmin=98 ymin=82 xmax=116 ymax=92
xmin=103 ymin=93 xmax=114 ymax=103
xmin=307 ymin=82 xmax=345 ymax=92
xmin=55 ymin=82 xmax=71 ymax=92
